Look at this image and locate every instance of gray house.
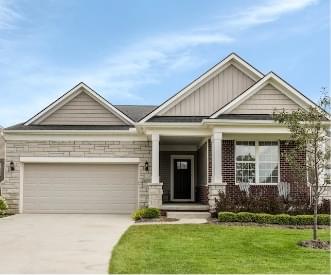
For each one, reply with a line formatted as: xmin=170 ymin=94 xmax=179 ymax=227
xmin=2 ymin=53 xmax=319 ymax=214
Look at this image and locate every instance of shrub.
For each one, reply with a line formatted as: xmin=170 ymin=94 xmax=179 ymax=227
xmin=317 ymin=214 xmax=331 ymax=225
xmin=272 ymin=214 xmax=293 ymax=225
xmin=132 ymin=208 xmax=160 ymax=221
xmin=218 ymin=212 xmax=237 ymax=222
xmin=217 ymin=211 xmax=330 ymax=225
xmin=0 ymin=196 xmax=8 ymax=215
xmin=215 ymin=191 xmax=330 ymax=215
xmin=236 ymin=212 xmax=255 ymax=223
xmin=295 ymin=215 xmax=314 ymax=225
xmin=253 ymin=213 xmax=273 ymax=224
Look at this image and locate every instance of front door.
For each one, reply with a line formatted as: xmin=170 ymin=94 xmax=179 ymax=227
xmin=172 ymin=158 xmax=193 ymax=200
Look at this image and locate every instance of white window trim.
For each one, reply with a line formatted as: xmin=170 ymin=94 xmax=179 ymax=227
xmin=235 ymin=140 xmax=280 ymax=186
xmin=170 ymin=155 xmax=195 ymax=202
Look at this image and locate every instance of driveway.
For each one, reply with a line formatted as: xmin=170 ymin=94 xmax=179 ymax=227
xmin=0 ymin=214 xmax=133 ymax=274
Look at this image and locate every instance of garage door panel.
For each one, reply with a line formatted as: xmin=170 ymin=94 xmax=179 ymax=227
xmin=23 ymin=163 xmax=138 ymax=213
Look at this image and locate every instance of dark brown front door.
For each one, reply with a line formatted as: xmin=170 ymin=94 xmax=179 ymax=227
xmin=173 ymin=159 xmax=192 ymax=200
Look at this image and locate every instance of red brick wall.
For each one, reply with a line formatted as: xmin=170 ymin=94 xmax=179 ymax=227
xmin=212 ymin=140 xmax=310 ymax=201
xmin=196 ymin=185 xmax=209 ymax=204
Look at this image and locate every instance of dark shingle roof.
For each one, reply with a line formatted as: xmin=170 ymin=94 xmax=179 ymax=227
xmin=115 ymin=105 xmax=157 ymax=122
xmin=147 ymin=116 xmax=208 ymax=122
xmin=215 ymin=114 xmax=274 ymax=120
xmin=5 ymin=124 xmax=132 ymax=131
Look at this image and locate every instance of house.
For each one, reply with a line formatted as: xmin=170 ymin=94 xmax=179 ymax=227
xmin=0 ymin=127 xmax=4 ymax=184
xmin=2 ymin=53 xmax=320 ymax=214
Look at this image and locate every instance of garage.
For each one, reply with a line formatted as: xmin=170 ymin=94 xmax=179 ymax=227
xmin=22 ymin=163 xmax=138 ymax=214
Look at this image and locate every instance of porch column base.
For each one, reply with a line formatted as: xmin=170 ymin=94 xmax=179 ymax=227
xmin=208 ymin=183 xmax=226 ymax=212
xmin=148 ymin=182 xmax=163 ymax=208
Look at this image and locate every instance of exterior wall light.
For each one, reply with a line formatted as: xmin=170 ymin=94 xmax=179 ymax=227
xmin=144 ymin=161 xmax=149 ymax=171
xmin=9 ymin=161 xmax=15 ymax=171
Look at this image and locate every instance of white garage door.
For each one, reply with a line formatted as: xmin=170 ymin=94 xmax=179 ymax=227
xmin=23 ymin=163 xmax=138 ymax=214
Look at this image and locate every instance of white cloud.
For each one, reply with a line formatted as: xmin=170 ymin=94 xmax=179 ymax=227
xmin=0 ymin=0 xmax=21 ymax=29
xmin=0 ymin=0 xmax=320 ymax=126
xmin=224 ymin=0 xmax=318 ymax=29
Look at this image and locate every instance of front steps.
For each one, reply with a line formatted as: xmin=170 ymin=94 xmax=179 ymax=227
xmin=160 ymin=203 xmax=210 ymax=219
xmin=166 ymin=211 xmax=210 ymax=219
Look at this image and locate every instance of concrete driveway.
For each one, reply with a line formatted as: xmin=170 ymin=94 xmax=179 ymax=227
xmin=0 ymin=214 xmax=133 ymax=274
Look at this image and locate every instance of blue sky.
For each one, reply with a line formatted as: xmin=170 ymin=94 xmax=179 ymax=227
xmin=0 ymin=0 xmax=329 ymax=126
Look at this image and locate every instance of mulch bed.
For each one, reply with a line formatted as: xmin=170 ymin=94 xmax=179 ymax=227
xmin=298 ymin=240 xmax=330 ymax=250
xmin=208 ymin=218 xmax=330 ymax=229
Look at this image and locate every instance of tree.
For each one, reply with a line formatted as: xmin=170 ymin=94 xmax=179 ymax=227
xmin=274 ymin=89 xmax=330 ymax=240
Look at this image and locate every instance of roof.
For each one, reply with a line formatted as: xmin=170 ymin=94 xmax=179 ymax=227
xmin=215 ymin=114 xmax=273 ymax=120
xmin=210 ymin=72 xmax=322 ymax=118
xmin=139 ymin=53 xmax=264 ymax=123
xmin=147 ymin=116 xmax=208 ymax=123
xmin=5 ymin=124 xmax=132 ymax=131
xmin=24 ymin=82 xmax=135 ymax=126
xmin=115 ymin=105 xmax=157 ymax=122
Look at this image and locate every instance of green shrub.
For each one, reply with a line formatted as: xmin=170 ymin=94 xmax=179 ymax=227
xmin=0 ymin=196 xmax=8 ymax=215
xmin=236 ymin=212 xmax=255 ymax=223
xmin=132 ymin=208 xmax=160 ymax=221
xmin=272 ymin=214 xmax=293 ymax=225
xmin=295 ymin=215 xmax=313 ymax=225
xmin=253 ymin=213 xmax=273 ymax=224
xmin=218 ymin=212 xmax=237 ymax=222
xmin=217 ymin=211 xmax=330 ymax=225
xmin=317 ymin=214 xmax=330 ymax=225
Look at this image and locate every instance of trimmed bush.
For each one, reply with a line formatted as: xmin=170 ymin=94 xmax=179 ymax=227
xmin=318 ymin=214 xmax=331 ymax=226
xmin=272 ymin=214 xmax=293 ymax=225
xmin=218 ymin=211 xmax=330 ymax=225
xmin=132 ymin=208 xmax=160 ymax=221
xmin=236 ymin=212 xmax=255 ymax=223
xmin=218 ymin=212 xmax=237 ymax=222
xmin=0 ymin=196 xmax=8 ymax=215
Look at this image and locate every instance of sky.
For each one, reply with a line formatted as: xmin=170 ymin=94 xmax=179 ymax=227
xmin=0 ymin=0 xmax=329 ymax=127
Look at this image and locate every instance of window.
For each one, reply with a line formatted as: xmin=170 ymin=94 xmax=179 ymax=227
xmin=235 ymin=141 xmax=279 ymax=184
xmin=176 ymin=161 xmax=188 ymax=170
xmin=235 ymin=141 xmax=256 ymax=184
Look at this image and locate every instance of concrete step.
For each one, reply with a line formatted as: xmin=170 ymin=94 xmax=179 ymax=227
xmin=167 ymin=211 xmax=210 ymax=219
xmin=161 ymin=203 xmax=209 ymax=211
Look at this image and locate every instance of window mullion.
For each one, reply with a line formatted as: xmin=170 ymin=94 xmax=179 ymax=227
xmin=255 ymin=141 xmax=259 ymax=184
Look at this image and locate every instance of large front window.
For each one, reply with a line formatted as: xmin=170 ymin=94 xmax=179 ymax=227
xmin=235 ymin=141 xmax=279 ymax=184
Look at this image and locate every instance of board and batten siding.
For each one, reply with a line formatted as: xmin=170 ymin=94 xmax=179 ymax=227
xmin=229 ymin=84 xmax=301 ymax=114
xmin=161 ymin=64 xmax=255 ymax=116
xmin=39 ymin=91 xmax=127 ymax=125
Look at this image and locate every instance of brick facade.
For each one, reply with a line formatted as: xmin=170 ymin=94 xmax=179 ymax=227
xmin=220 ymin=139 xmax=309 ymax=202
xmin=3 ymin=140 xmax=152 ymax=213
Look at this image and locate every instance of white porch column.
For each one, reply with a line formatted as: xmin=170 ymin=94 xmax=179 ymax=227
xmin=212 ymin=128 xmax=222 ymax=184
xmin=148 ymin=133 xmax=162 ymax=208
xmin=151 ymin=133 xmax=160 ymax=184
xmin=209 ymin=128 xmax=225 ymax=212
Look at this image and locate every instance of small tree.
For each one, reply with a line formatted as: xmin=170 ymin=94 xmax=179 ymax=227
xmin=274 ymin=89 xmax=330 ymax=240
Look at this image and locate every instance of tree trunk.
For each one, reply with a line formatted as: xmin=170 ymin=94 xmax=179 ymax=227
xmin=313 ymin=196 xmax=318 ymax=240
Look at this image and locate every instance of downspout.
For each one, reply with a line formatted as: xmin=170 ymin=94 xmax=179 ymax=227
xmin=0 ymin=126 xmax=4 ymax=196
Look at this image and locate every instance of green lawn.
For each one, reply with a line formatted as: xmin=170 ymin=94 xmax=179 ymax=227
xmin=109 ymin=224 xmax=330 ymax=274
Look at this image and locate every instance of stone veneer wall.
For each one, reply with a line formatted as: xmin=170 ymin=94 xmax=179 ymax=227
xmin=3 ymin=140 xmax=152 ymax=213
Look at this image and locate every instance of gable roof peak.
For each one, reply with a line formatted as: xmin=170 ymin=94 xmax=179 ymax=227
xmin=139 ymin=52 xmax=264 ymax=123
xmin=24 ymin=82 xmax=135 ymax=126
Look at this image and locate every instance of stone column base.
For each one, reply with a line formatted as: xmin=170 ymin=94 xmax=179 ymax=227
xmin=208 ymin=183 xmax=226 ymax=212
xmin=148 ymin=182 xmax=163 ymax=208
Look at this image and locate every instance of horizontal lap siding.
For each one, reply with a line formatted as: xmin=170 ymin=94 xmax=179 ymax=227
xmin=40 ymin=91 xmax=126 ymax=125
xmin=230 ymin=84 xmax=300 ymax=114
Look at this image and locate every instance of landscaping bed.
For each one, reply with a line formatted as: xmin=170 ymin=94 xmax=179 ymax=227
xmin=109 ymin=224 xmax=330 ymax=274
xmin=218 ymin=211 xmax=330 ymax=225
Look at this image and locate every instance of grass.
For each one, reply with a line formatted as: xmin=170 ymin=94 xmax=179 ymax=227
xmin=109 ymin=224 xmax=330 ymax=274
